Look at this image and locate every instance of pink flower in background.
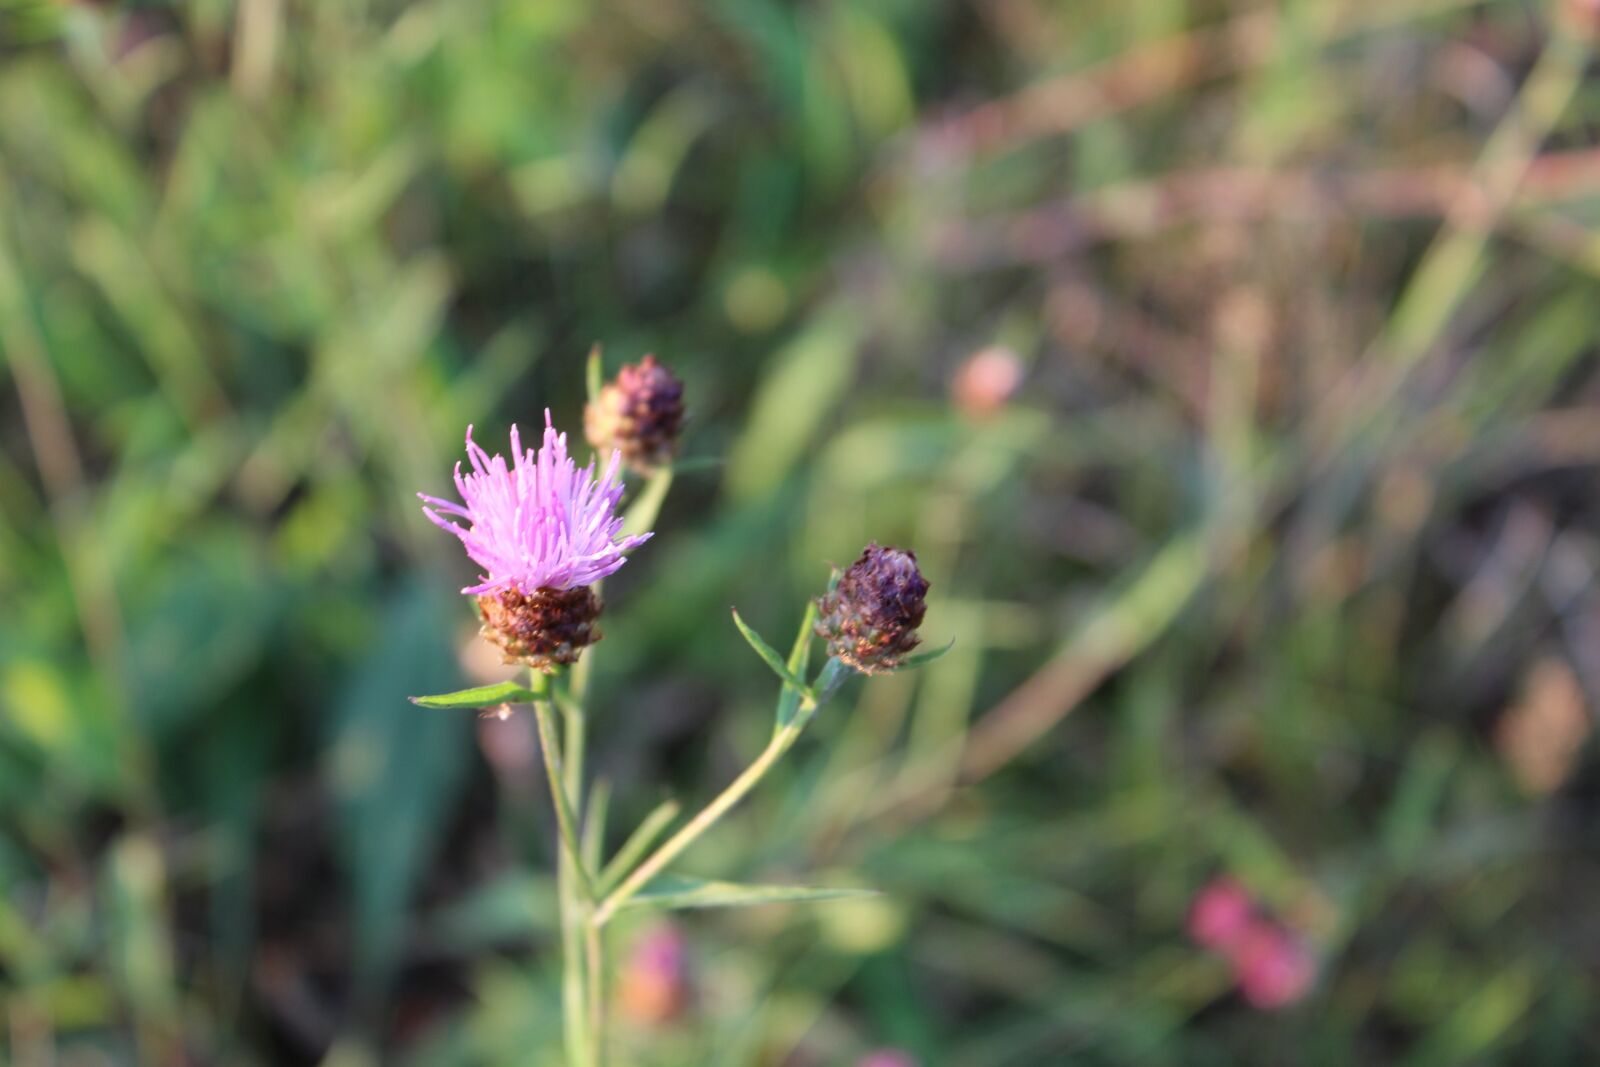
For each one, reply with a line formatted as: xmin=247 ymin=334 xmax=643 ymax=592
xmin=858 ymin=1051 xmax=919 ymax=1067
xmin=1187 ymin=877 xmax=1254 ymax=952
xmin=1188 ymin=876 xmax=1316 ymax=1010
xmin=419 ymin=411 xmax=650 ymax=596
xmin=950 ymin=345 xmax=1024 ymax=417
xmin=1229 ymin=920 xmax=1316 ymax=1010
xmin=619 ymin=924 xmax=691 ymax=1026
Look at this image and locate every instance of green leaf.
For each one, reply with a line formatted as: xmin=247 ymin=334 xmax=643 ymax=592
xmin=731 ymin=608 xmax=813 ymax=699
xmin=775 ymin=600 xmax=819 ymax=731
xmin=599 ymin=798 xmax=681 ymax=896
xmin=408 ymin=681 xmax=542 ymax=709
xmin=891 ymin=639 xmax=955 ymax=672
xmin=618 ymin=874 xmax=878 ymax=913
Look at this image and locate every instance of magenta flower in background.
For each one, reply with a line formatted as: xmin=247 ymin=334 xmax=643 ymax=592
xmin=858 ymin=1051 xmax=919 ymax=1067
xmin=1187 ymin=876 xmax=1317 ymax=1011
xmin=1229 ymin=920 xmax=1315 ymax=1010
xmin=1187 ymin=877 xmax=1254 ymax=952
xmin=420 ymin=412 xmax=650 ymax=596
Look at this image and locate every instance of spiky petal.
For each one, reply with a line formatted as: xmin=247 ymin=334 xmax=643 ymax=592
xmin=419 ymin=412 xmax=651 ymax=596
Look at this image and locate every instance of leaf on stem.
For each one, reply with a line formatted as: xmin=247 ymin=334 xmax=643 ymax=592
xmin=409 ymin=680 xmax=543 ymax=709
xmin=775 ymin=600 xmax=819 ymax=731
xmin=890 ymin=639 xmax=956 ymax=671
xmin=616 ymin=874 xmax=878 ymax=913
xmin=732 ymin=608 xmax=814 ymax=700
xmin=599 ymin=798 xmax=681 ymax=896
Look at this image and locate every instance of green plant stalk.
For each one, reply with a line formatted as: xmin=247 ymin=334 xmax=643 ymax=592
xmin=532 ymin=672 xmax=593 ymax=1067
xmin=590 ymin=658 xmax=847 ymax=927
xmin=585 ymin=920 xmax=605 ymax=1066
xmin=548 ymin=462 xmax=674 ymax=1064
xmin=533 ymin=700 xmax=597 ymax=901
xmin=597 ymin=799 xmax=681 ymax=896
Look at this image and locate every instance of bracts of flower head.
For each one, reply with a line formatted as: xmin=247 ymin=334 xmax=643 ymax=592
xmin=585 ymin=354 xmax=686 ymax=475
xmin=419 ymin=412 xmax=651 ymax=671
xmin=816 ymin=543 xmax=930 ymax=674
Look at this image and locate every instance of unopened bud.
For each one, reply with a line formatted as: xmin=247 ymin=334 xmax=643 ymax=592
xmin=585 ymin=354 xmax=685 ymax=474
xmin=816 ymin=543 xmax=929 ymax=674
xmin=476 ymin=585 xmax=602 ymax=672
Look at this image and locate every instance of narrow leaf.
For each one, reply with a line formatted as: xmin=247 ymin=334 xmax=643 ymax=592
xmin=732 ymin=608 xmax=813 ymax=698
xmin=891 ymin=639 xmax=956 ymax=671
xmin=409 ymin=680 xmax=541 ymax=709
xmin=598 ymin=798 xmax=681 ymax=896
xmin=618 ymin=874 xmax=878 ymax=913
xmin=583 ymin=779 xmax=611 ymax=873
xmin=776 ymin=600 xmax=819 ymax=731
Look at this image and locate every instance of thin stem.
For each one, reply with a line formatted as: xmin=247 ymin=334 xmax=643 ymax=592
xmin=585 ymin=921 xmax=605 ymax=1065
xmin=597 ymin=798 xmax=681 ymax=896
xmin=591 ymin=727 xmax=796 ymax=927
xmin=623 ymin=466 xmax=673 ymax=539
xmin=590 ymin=656 xmax=846 ymax=928
xmin=535 ymin=670 xmax=592 ymax=1067
xmin=533 ymin=702 xmax=597 ymax=901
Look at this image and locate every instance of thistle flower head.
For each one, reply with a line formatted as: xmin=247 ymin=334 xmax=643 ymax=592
xmin=420 ymin=414 xmax=650 ymax=670
xmin=420 ymin=412 xmax=650 ymax=596
xmin=585 ymin=354 xmax=685 ymax=474
xmin=816 ymin=543 xmax=929 ymax=674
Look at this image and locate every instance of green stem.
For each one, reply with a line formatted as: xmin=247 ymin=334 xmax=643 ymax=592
xmin=533 ymin=701 xmax=597 ymax=901
xmin=534 ymin=671 xmax=593 ymax=1067
xmin=588 ymin=660 xmax=845 ymax=930
xmin=591 ymin=729 xmax=794 ymax=927
xmin=597 ymin=798 xmax=681 ymax=896
xmin=585 ymin=921 xmax=605 ymax=1065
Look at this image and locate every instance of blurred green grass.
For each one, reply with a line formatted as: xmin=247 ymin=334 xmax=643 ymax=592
xmin=5 ymin=0 xmax=1600 ymax=1063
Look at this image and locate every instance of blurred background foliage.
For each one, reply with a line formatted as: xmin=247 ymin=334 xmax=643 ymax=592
xmin=4 ymin=0 xmax=1600 ymax=1063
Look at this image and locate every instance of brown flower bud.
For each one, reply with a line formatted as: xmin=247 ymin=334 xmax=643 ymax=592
xmin=815 ymin=543 xmax=929 ymax=674
xmin=476 ymin=585 xmax=602 ymax=671
xmin=585 ymin=354 xmax=685 ymax=474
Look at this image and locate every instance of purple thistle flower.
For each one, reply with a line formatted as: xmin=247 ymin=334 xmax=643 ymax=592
xmin=419 ymin=411 xmax=651 ymax=597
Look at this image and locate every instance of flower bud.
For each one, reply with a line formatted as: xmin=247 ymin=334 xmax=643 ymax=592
xmin=585 ymin=354 xmax=685 ymax=474
xmin=816 ymin=543 xmax=929 ymax=674
xmin=476 ymin=585 xmax=602 ymax=672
